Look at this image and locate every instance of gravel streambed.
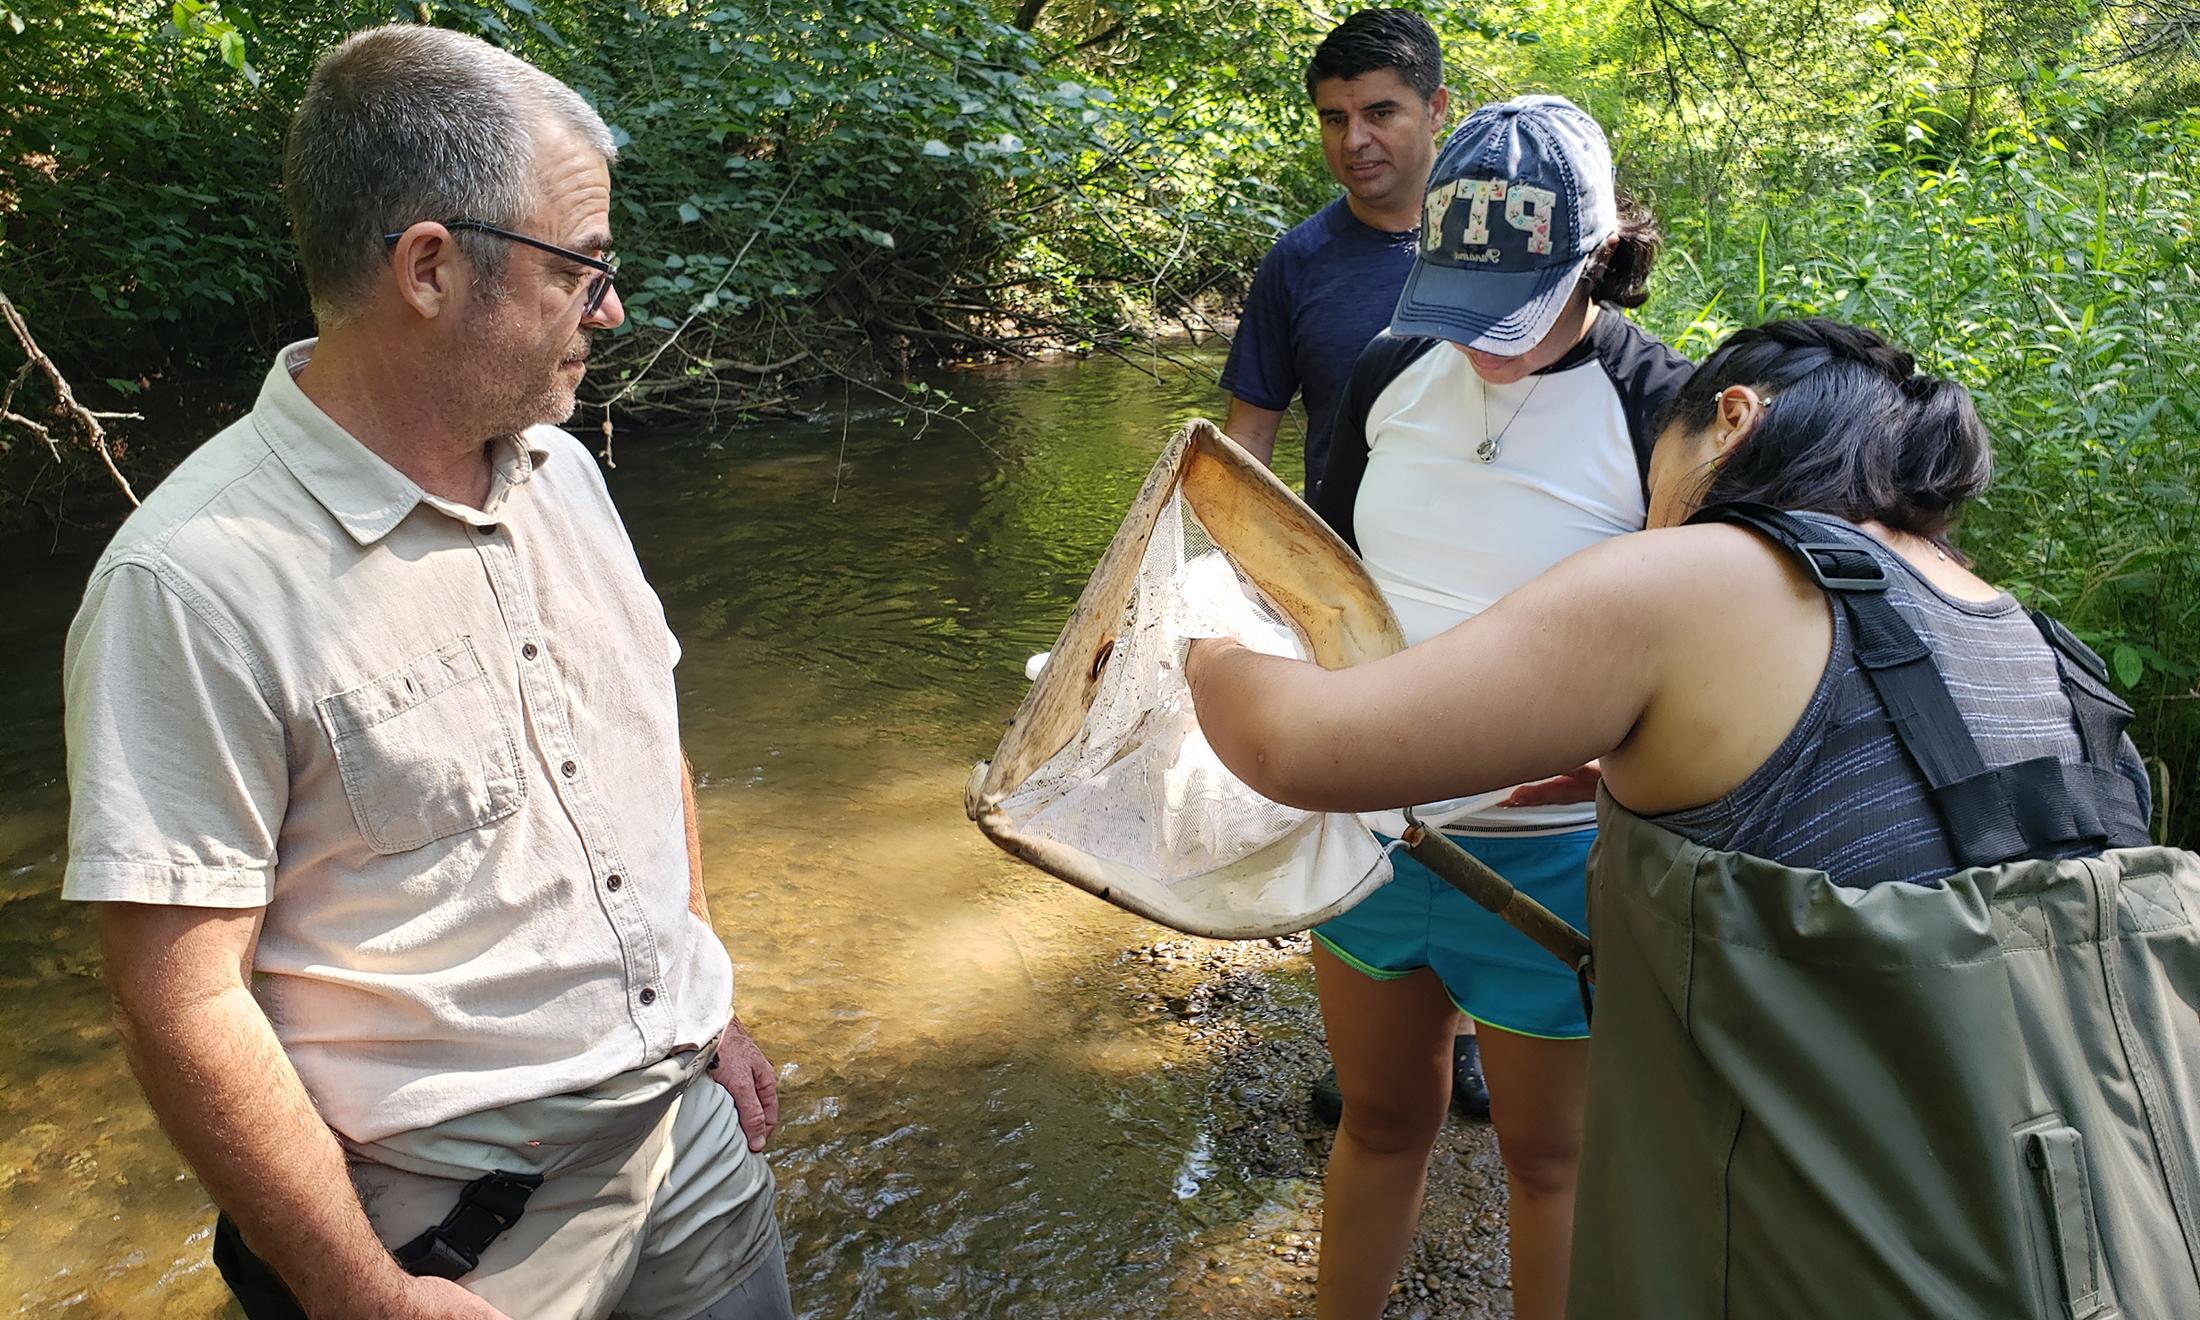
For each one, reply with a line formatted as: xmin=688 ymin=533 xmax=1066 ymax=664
xmin=1116 ymin=934 xmax=1515 ymax=1318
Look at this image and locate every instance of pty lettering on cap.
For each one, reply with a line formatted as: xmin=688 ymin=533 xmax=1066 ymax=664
xmin=1424 ymin=178 xmax=1559 ymax=259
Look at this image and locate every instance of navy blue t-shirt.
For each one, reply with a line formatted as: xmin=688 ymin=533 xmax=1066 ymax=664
xmin=1219 ymin=197 xmax=1419 ymax=492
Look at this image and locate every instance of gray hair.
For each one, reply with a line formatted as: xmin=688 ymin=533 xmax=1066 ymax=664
xmin=282 ymin=25 xmax=617 ymax=324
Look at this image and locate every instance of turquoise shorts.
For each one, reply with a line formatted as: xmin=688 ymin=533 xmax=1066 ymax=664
xmin=1313 ymin=827 xmax=1594 ymax=1040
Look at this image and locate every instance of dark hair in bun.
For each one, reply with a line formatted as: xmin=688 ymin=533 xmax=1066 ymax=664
xmin=1587 ymin=187 xmax=1660 ymax=309
xmin=1662 ymin=318 xmax=1993 ymax=550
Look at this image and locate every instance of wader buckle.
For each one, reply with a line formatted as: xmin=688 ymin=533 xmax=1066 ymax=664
xmin=392 ymin=1169 xmax=544 ymax=1281
xmin=1792 ymin=541 xmax=1889 ymax=593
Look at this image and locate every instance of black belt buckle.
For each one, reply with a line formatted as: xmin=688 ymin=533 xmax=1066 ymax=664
xmin=397 ymin=1233 xmax=482 ymax=1281
xmin=392 ymin=1169 xmax=543 ymax=1281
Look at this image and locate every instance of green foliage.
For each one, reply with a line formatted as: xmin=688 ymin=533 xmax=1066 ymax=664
xmin=169 ymin=0 xmax=267 ymax=85
xmin=0 ymin=1 xmax=367 ymax=399
xmin=0 ymin=0 xmax=2194 ymax=838
xmin=1643 ymin=102 xmax=2200 ymax=844
xmin=0 ymin=0 xmax=1333 ymax=422
xmin=548 ymin=0 xmax=1323 ymax=398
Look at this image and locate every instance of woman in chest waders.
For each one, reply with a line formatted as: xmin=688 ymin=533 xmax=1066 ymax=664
xmin=1296 ymin=95 xmax=1689 ymax=1319
xmin=1190 ymin=317 xmax=2164 ymax=1316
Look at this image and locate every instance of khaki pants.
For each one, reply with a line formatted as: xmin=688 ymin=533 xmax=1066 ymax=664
xmin=347 ymin=1052 xmax=783 ymax=1320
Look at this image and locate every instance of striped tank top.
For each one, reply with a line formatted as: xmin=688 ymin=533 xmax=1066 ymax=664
xmin=1649 ymin=513 xmax=2150 ymax=887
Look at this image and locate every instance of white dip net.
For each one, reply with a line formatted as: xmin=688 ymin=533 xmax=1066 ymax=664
xmin=966 ymin=419 xmax=1408 ymax=939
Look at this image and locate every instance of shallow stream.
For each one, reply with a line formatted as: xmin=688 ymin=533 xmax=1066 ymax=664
xmin=0 ymin=352 xmax=1518 ymax=1318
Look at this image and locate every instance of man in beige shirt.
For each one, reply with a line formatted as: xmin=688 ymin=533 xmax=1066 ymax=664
xmin=61 ymin=26 xmax=789 ymax=1320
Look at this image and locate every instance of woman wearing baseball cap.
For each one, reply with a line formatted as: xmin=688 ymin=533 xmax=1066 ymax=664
xmin=1300 ymin=95 xmax=1690 ymax=1319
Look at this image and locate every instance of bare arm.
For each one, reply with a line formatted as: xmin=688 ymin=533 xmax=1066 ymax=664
xmin=100 ymin=903 xmax=504 ymax=1319
xmin=682 ymin=751 xmax=708 ymax=922
xmin=1186 ymin=525 xmax=1831 ymax=817
xmin=1222 ymin=397 xmax=1285 ymax=469
xmin=1186 ymin=537 xmax=1664 ymax=812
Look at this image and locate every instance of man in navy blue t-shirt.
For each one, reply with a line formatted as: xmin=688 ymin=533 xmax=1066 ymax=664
xmin=1220 ymin=9 xmax=1450 ymax=495
xmin=1218 ymin=9 xmax=1492 ymax=1130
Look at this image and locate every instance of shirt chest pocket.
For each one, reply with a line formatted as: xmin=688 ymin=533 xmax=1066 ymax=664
xmin=315 ymin=637 xmax=527 ymax=854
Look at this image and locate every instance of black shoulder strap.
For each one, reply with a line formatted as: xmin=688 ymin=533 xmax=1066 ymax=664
xmin=1691 ymin=502 xmax=2149 ymax=866
xmin=1583 ymin=310 xmax=1694 ymax=498
xmin=2028 ymin=609 xmax=2128 ymax=767
xmin=1311 ymin=333 xmax=1443 ymax=548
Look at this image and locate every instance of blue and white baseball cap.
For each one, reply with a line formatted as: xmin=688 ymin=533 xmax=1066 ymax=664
xmin=1390 ymin=95 xmax=1618 ymax=355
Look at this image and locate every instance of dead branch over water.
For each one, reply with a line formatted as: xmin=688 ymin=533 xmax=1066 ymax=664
xmin=1 ymin=288 xmax=140 ymax=507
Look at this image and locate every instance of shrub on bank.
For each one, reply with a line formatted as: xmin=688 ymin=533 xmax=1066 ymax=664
xmin=0 ymin=0 xmax=1311 ymax=459
xmin=1637 ymin=100 xmax=2199 ymax=848
xmin=2 ymin=1 xmax=2192 ymax=842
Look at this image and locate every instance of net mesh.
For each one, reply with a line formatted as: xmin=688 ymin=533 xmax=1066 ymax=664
xmin=999 ymin=491 xmax=1316 ymax=884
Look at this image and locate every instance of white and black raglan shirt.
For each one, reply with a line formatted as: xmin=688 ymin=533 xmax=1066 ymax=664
xmin=1313 ymin=306 xmax=1692 ymax=835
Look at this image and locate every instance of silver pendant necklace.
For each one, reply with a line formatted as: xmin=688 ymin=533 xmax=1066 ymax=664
xmin=1477 ymin=372 xmax=1546 ymax=463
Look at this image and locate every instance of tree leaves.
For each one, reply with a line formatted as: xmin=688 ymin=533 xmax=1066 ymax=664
xmin=1645 ymin=98 xmax=2199 ymax=842
xmin=7 ymin=0 xmax=2194 ymax=847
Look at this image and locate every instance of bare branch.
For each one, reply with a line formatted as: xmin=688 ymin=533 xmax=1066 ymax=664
xmin=0 ymin=289 xmax=140 ymax=505
xmin=596 ymin=172 xmax=803 ymax=412
xmin=711 ymin=353 xmax=813 ymax=375
xmin=1073 ymin=20 xmax=1126 ymax=52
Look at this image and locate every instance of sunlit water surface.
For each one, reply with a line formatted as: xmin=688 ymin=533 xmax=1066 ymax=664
xmin=0 ymin=350 xmax=1325 ymax=1318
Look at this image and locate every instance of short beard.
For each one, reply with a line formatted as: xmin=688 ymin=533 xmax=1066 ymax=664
xmin=463 ymin=289 xmax=584 ymax=440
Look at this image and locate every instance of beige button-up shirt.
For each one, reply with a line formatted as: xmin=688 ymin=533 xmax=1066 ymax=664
xmin=63 ymin=342 xmax=733 ymax=1142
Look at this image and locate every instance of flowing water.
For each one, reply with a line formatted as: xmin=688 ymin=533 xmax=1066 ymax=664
xmin=0 ymin=350 xmax=1343 ymax=1318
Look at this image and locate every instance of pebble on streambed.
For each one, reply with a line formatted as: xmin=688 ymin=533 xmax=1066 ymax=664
xmin=1127 ymin=934 xmax=1515 ymax=1318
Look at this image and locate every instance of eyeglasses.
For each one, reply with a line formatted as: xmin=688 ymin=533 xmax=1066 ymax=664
xmin=382 ymin=219 xmax=618 ymax=317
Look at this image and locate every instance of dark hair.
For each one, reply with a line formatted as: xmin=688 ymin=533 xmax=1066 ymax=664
xmin=1305 ymin=9 xmax=1444 ymax=102
xmin=1666 ymin=319 xmax=1993 ymax=549
xmin=1587 ymin=187 xmax=1660 ymax=309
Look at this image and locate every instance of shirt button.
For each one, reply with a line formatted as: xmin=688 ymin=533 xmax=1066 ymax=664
xmin=606 ymin=874 xmax=623 ymax=891
xmin=638 ymin=987 xmax=657 ymax=1006
xmin=522 ymin=642 xmax=539 ymax=660
xmin=561 ymin=760 xmax=578 ymax=778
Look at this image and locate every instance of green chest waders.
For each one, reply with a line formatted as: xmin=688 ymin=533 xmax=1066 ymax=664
xmin=1569 ymin=506 xmax=2196 ymax=1320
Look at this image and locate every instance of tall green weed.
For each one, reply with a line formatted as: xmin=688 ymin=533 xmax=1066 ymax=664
xmin=1643 ymin=102 xmax=2200 ymax=845
xmin=3 ymin=0 xmax=2194 ymax=842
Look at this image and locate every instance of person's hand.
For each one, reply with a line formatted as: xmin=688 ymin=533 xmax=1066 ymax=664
xmin=1174 ymin=554 xmax=1298 ymax=659
xmin=1183 ymin=635 xmax=1244 ymax=688
xmin=708 ymin=1014 xmax=779 ymax=1152
xmin=358 ymin=1271 xmax=514 ymax=1319
xmin=1499 ymin=762 xmax=1603 ymax=808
